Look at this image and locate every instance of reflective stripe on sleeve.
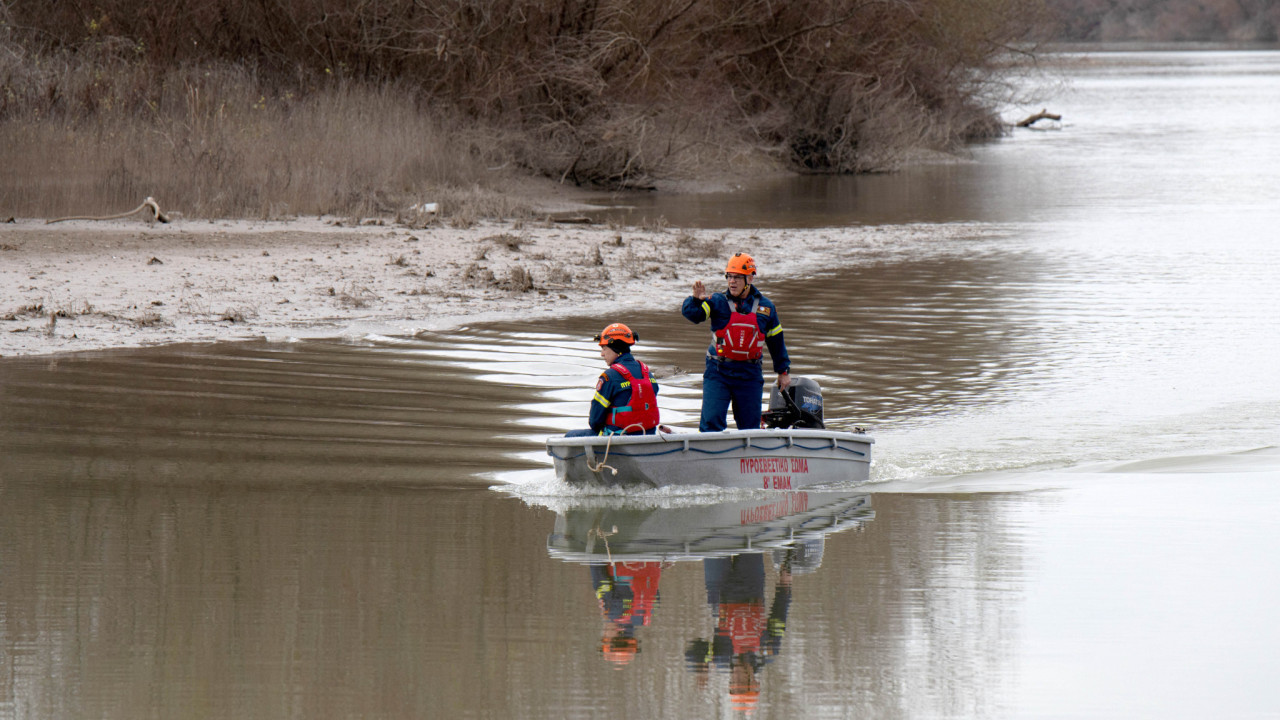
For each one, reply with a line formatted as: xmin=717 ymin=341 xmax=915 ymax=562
xmin=767 ymin=324 xmax=784 ymax=337
xmin=701 ymin=301 xmax=711 ymax=319
xmin=593 ymin=392 xmax=612 ymax=407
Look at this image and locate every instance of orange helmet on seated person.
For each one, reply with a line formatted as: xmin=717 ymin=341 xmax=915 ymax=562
xmin=601 ymin=634 xmax=640 ymax=665
xmin=725 ymin=252 xmax=757 ymax=277
xmin=596 ymin=322 xmax=638 ymax=346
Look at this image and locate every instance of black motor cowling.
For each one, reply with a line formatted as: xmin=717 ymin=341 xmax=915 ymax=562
xmin=762 ymin=376 xmax=825 ymax=429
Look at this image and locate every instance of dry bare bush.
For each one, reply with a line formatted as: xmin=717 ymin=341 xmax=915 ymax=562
xmin=134 ymin=311 xmax=167 ymax=327
xmin=502 ymin=266 xmax=536 ymax=293
xmin=544 ymin=265 xmax=574 ymax=285
xmin=10 ymin=302 xmax=45 ymax=317
xmin=333 ymin=284 xmax=377 ymax=308
xmin=38 ymin=299 xmax=94 ymax=319
xmin=461 ymin=263 xmax=497 ymax=286
xmin=178 ymin=292 xmax=210 ymax=316
xmin=638 ymin=214 xmax=669 ymax=232
xmin=219 ymin=307 xmax=255 ymax=323
xmin=677 ymin=233 xmax=722 ymax=259
xmin=481 ymin=233 xmax=525 ymax=251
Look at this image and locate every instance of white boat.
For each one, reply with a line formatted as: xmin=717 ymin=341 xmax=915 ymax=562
xmin=545 ymin=427 xmax=873 ymax=490
xmin=546 ymin=491 xmax=875 ymax=564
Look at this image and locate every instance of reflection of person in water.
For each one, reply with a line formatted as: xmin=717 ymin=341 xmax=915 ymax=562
xmin=591 ymin=560 xmax=665 ymax=666
xmin=685 ymin=551 xmax=793 ymax=712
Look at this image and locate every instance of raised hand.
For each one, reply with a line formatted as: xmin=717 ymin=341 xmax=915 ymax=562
xmin=692 ymin=280 xmax=708 ymax=300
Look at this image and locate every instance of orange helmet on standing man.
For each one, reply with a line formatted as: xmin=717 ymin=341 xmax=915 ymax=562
xmin=725 ymin=252 xmax=757 ymax=276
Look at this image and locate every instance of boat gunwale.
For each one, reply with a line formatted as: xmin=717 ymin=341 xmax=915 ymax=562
xmin=545 ymin=427 xmax=874 ymax=450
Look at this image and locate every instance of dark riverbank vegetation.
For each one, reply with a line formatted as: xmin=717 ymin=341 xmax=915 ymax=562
xmin=2 ymin=0 xmax=1052 ymax=219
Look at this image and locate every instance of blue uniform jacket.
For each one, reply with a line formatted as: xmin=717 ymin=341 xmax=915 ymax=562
xmin=681 ymin=285 xmax=790 ymax=380
xmin=590 ymin=352 xmax=660 ymax=434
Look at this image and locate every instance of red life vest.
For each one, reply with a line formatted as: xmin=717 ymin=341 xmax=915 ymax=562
xmin=608 ymin=362 xmax=660 ymax=432
xmin=713 ymin=297 xmax=765 ymax=361
xmin=719 ymin=602 xmax=766 ymax=655
xmin=612 ymin=561 xmax=663 ymax=626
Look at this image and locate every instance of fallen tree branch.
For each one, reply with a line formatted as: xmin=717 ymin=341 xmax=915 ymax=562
xmin=1016 ymin=109 xmax=1061 ymax=127
xmin=46 ymin=196 xmax=171 ymax=224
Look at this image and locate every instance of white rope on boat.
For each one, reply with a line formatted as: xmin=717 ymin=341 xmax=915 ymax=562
xmin=586 ymin=423 xmax=647 ymax=475
xmin=587 ymin=525 xmax=619 ymax=565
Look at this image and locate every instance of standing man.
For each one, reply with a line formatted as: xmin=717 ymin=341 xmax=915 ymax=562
xmin=683 ymin=551 xmax=793 ymax=712
xmin=682 ymin=252 xmax=790 ymax=432
xmin=566 ymin=322 xmax=661 ymax=437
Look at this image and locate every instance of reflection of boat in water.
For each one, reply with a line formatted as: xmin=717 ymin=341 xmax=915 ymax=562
xmin=547 ymin=491 xmax=874 ymax=564
xmin=545 ymin=428 xmax=873 ymax=490
xmin=547 ymin=491 xmax=874 ymax=705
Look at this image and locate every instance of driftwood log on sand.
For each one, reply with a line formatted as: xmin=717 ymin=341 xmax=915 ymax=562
xmin=46 ymin=196 xmax=171 ymax=224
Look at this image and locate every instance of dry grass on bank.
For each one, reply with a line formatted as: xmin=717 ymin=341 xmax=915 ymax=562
xmin=0 ymin=51 xmax=768 ymax=221
xmin=0 ymin=57 xmax=542 ymax=220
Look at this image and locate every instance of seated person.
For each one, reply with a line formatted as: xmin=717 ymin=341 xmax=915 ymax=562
xmin=566 ymin=323 xmax=661 ymax=437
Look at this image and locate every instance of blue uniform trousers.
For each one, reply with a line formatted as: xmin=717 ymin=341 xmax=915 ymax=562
xmin=700 ymin=358 xmax=765 ymax=432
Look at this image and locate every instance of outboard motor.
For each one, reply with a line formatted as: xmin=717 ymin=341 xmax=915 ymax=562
xmin=762 ymin=376 xmax=825 ymax=429
xmin=774 ymin=539 xmax=826 ymax=575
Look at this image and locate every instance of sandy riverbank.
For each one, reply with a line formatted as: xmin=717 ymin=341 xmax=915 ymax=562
xmin=0 ymin=211 xmax=959 ymax=358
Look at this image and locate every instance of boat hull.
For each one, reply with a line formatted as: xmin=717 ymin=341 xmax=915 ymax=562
xmin=545 ymin=428 xmax=873 ymax=489
xmin=546 ymin=491 xmax=875 ymax=564
xmin=545 ymin=489 xmax=875 ymax=563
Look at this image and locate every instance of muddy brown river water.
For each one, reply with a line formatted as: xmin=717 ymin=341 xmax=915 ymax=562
xmin=3 ymin=50 xmax=1280 ymax=718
